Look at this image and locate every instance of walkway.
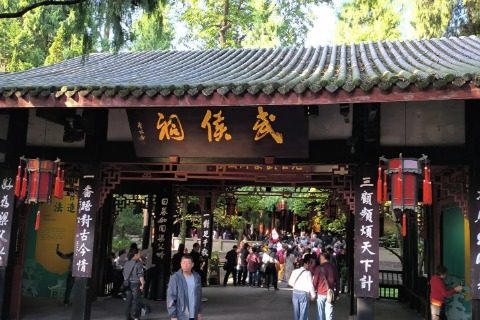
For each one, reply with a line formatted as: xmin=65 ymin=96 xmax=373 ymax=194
xmin=22 ymin=283 xmax=424 ymax=320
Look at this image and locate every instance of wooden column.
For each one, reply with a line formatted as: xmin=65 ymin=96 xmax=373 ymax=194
xmin=71 ymin=174 xmax=100 ymax=320
xmin=152 ymin=184 xmax=173 ymax=300
xmin=354 ymin=166 xmax=379 ymax=320
xmin=466 ymin=99 xmax=480 ymax=318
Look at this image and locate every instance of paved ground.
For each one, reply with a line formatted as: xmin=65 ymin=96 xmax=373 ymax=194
xmin=22 ymin=282 xmax=423 ymax=320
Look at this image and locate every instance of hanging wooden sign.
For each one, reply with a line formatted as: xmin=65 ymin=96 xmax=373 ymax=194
xmin=72 ymin=177 xmax=97 ymax=278
xmin=127 ymin=106 xmax=308 ymax=158
xmin=0 ymin=176 xmax=15 ymax=267
xmin=354 ymin=167 xmax=380 ymax=298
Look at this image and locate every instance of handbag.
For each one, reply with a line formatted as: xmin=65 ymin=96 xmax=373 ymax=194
xmin=120 ymin=263 xmax=135 ymax=292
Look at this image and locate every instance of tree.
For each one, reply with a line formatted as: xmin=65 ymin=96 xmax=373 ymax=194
xmin=412 ymin=0 xmax=480 ymax=38
xmin=335 ymin=0 xmax=402 ymax=43
xmin=0 ymin=0 xmax=171 ymax=71
xmin=176 ymin=0 xmax=331 ymax=49
xmin=130 ymin=2 xmax=173 ymax=51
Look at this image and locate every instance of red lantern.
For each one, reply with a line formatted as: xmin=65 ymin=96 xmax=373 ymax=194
xmin=388 ymin=158 xmax=421 ymax=211
xmin=14 ymin=157 xmax=64 ymax=204
xmin=27 ymin=159 xmax=55 ymax=203
xmin=378 ymin=155 xmax=432 ymax=210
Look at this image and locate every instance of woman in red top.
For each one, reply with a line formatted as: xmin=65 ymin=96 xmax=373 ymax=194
xmin=430 ymin=265 xmax=463 ymax=320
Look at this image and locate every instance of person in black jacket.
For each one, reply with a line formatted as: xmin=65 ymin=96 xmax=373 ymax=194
xmin=223 ymin=245 xmax=238 ymax=286
xmin=171 ymin=243 xmax=185 ymax=273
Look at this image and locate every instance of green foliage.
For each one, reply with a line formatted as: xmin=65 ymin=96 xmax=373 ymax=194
xmin=130 ymin=2 xmax=173 ymax=51
xmin=320 ymin=211 xmax=347 ymax=234
xmin=112 ymin=201 xmax=144 ymax=253
xmin=380 ymin=230 xmax=399 ymax=248
xmin=412 ymin=0 xmax=480 ymax=38
xmin=176 ymin=0 xmax=330 ymax=49
xmin=335 ymin=0 xmax=402 ymax=43
xmin=0 ymin=0 xmax=172 ymax=71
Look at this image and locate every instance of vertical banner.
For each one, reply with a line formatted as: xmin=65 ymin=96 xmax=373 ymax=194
xmin=0 ymin=176 xmax=15 ymax=267
xmin=153 ymin=185 xmax=173 ymax=300
xmin=72 ymin=177 xmax=97 ymax=278
xmin=354 ymin=167 xmax=379 ymax=298
xmin=200 ymin=206 xmax=214 ymax=260
xmin=470 ymin=185 xmax=480 ymax=299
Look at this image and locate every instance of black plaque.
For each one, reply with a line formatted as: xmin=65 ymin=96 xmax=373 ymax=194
xmin=152 ymin=185 xmax=173 ymax=300
xmin=72 ymin=177 xmax=97 ymax=278
xmin=354 ymin=167 xmax=379 ymax=298
xmin=0 ymin=176 xmax=15 ymax=267
xmin=200 ymin=210 xmax=214 ymax=260
xmin=127 ymin=106 xmax=308 ymax=158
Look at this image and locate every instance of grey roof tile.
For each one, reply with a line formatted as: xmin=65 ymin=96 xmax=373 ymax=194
xmin=0 ymin=36 xmax=479 ymax=99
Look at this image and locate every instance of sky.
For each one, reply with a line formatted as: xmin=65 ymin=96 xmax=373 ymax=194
xmin=171 ymin=0 xmax=416 ymax=50
xmin=305 ymin=2 xmax=338 ymax=47
xmin=305 ymin=0 xmax=415 ymax=47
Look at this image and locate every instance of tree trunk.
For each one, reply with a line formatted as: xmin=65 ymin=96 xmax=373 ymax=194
xmin=218 ymin=0 xmax=229 ymax=48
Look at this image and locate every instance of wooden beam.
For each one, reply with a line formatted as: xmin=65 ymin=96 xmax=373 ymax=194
xmin=0 ymin=84 xmax=479 ymax=108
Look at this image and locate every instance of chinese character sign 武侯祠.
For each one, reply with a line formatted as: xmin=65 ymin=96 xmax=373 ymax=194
xmin=72 ymin=178 xmax=96 ymax=278
xmin=0 ymin=177 xmax=14 ymax=267
xmin=127 ymin=107 xmax=308 ymax=158
xmin=354 ymin=172 xmax=379 ymax=298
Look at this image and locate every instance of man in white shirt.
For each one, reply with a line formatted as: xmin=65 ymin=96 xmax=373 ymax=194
xmin=289 ymin=254 xmax=316 ymax=320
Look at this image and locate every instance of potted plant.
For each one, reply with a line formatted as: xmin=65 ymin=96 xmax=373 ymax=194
xmin=208 ymin=251 xmax=220 ymax=285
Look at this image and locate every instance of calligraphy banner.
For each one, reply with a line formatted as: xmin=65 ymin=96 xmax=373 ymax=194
xmin=0 ymin=176 xmax=15 ymax=267
xmin=72 ymin=177 xmax=97 ymax=278
xmin=127 ymin=106 xmax=308 ymax=158
xmin=200 ymin=210 xmax=214 ymax=260
xmin=470 ymin=178 xmax=480 ymax=299
xmin=152 ymin=185 xmax=173 ymax=300
xmin=354 ymin=167 xmax=379 ymax=298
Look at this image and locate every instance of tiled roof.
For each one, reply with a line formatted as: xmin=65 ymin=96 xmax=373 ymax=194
xmin=0 ymin=36 xmax=480 ymax=99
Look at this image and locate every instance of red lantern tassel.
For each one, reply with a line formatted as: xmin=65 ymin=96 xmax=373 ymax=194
xmin=401 ymin=213 xmax=407 ymax=237
xmin=58 ymin=169 xmax=65 ymax=199
xmin=377 ymin=166 xmax=383 ymax=204
xmin=20 ymin=168 xmax=28 ymax=199
xmin=34 ymin=210 xmax=41 ymax=231
xmin=423 ymin=165 xmax=428 ymax=204
xmin=426 ymin=167 xmax=432 ymax=205
xmin=54 ymin=166 xmax=61 ymax=199
xmin=383 ymin=170 xmax=388 ymax=202
xmin=14 ymin=164 xmax=22 ymax=197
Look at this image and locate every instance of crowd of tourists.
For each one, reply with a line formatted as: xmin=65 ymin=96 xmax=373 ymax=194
xmin=221 ymin=231 xmax=347 ymax=290
xmin=110 ymin=229 xmax=346 ymax=320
